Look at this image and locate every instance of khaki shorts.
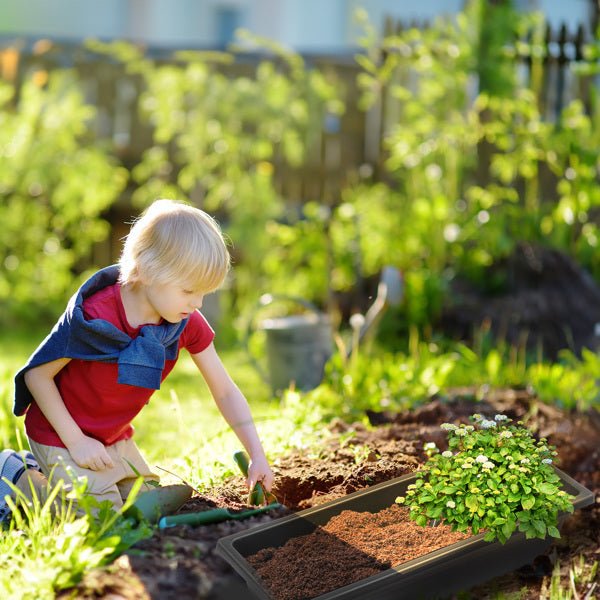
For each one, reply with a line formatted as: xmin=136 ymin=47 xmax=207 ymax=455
xmin=28 ymin=437 xmax=160 ymax=510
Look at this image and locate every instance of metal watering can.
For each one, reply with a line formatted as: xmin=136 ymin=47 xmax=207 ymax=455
xmin=246 ymin=294 xmax=333 ymax=393
xmin=246 ymin=266 xmax=403 ymax=394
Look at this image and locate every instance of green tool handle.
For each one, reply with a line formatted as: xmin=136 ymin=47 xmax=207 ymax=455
xmin=157 ymin=502 xmax=282 ymax=529
xmin=158 ymin=508 xmax=233 ymax=529
xmin=233 ymin=450 xmax=266 ymax=505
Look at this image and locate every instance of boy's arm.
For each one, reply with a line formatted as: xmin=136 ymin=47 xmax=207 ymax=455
xmin=191 ymin=343 xmax=274 ymax=491
xmin=23 ymin=359 xmax=114 ymax=471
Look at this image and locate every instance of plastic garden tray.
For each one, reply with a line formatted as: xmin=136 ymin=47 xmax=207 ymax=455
xmin=216 ymin=468 xmax=594 ymax=600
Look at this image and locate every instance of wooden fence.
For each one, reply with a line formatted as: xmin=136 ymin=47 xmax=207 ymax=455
xmin=0 ymin=19 xmax=597 ymax=261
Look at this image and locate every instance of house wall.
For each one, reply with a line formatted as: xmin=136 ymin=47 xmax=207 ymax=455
xmin=0 ymin=0 xmax=591 ymax=53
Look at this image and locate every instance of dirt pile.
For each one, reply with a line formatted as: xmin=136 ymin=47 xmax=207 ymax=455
xmin=440 ymin=243 xmax=600 ymax=359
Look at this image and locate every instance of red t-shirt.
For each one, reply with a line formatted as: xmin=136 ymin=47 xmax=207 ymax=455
xmin=25 ymin=283 xmax=215 ymax=447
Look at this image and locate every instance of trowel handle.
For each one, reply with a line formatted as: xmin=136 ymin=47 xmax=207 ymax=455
xmin=158 ymin=508 xmax=232 ymax=529
xmin=233 ymin=450 xmax=266 ymax=506
xmin=233 ymin=450 xmax=250 ymax=476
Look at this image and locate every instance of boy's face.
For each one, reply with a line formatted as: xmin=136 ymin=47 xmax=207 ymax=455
xmin=143 ymin=279 xmax=204 ymax=324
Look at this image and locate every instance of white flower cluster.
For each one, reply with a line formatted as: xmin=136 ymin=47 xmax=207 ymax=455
xmin=440 ymin=423 xmax=457 ymax=431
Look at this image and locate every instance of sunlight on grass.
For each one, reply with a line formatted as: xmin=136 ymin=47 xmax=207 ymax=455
xmin=0 ymin=470 xmax=152 ymax=600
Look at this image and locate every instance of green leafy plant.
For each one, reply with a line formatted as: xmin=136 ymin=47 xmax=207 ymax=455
xmin=0 ymin=468 xmax=152 ymax=599
xmin=0 ymin=71 xmax=127 ymax=322
xmin=396 ymin=413 xmax=574 ymax=544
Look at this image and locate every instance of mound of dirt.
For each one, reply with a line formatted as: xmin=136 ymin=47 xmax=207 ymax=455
xmin=439 ymin=242 xmax=600 ymax=359
xmin=60 ymin=390 xmax=599 ymax=600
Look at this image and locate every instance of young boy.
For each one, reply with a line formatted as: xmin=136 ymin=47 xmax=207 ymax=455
xmin=5 ymin=199 xmax=273 ymax=522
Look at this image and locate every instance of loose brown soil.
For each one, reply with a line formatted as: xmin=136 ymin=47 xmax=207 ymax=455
xmin=60 ymin=389 xmax=600 ymax=600
xmin=247 ymin=504 xmax=470 ymax=600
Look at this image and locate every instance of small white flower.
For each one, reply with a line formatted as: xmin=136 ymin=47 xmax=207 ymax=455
xmin=483 ymin=461 xmax=495 ymax=469
xmin=499 ymin=430 xmax=513 ymax=439
xmin=475 ymin=454 xmax=488 ymax=463
xmin=454 ymin=428 xmax=468 ymax=436
xmin=494 ymin=414 xmax=508 ymax=422
xmin=441 ymin=423 xmax=457 ymax=431
xmin=480 ymin=420 xmax=497 ymax=429
xmin=441 ymin=451 xmax=453 ymax=458
xmin=520 ymin=458 xmax=530 ymax=464
xmin=465 ymin=425 xmax=475 ymax=432
xmin=424 ymin=442 xmax=437 ymax=450
xmin=349 ymin=313 xmax=365 ymax=331
xmin=542 ymin=458 xmax=553 ymax=464
xmin=446 ymin=500 xmax=456 ymax=508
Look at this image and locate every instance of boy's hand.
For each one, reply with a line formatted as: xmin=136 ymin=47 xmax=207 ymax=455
xmin=67 ymin=435 xmax=114 ymax=471
xmin=247 ymin=455 xmax=274 ymax=493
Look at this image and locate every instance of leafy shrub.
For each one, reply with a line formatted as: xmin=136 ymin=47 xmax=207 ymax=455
xmin=0 ymin=71 xmax=126 ymax=321
xmin=396 ymin=414 xmax=574 ymax=543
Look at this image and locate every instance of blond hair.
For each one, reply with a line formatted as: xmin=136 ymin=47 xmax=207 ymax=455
xmin=119 ymin=199 xmax=230 ymax=293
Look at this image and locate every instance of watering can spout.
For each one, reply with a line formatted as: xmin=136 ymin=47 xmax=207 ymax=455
xmin=350 ymin=266 xmax=403 ymax=354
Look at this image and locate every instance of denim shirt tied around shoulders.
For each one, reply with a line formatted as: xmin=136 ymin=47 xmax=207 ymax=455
xmin=13 ymin=265 xmax=188 ymax=417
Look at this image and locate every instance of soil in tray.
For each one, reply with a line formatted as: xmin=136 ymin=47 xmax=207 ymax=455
xmin=247 ymin=503 xmax=470 ymax=600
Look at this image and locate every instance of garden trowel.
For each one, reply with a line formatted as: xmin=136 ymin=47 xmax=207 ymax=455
xmin=157 ymin=501 xmax=281 ymax=529
xmin=124 ymin=483 xmax=193 ymax=524
xmin=156 ymin=450 xmax=282 ymax=529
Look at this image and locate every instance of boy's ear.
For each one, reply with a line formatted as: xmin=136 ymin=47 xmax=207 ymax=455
xmin=126 ymin=265 xmax=148 ymax=287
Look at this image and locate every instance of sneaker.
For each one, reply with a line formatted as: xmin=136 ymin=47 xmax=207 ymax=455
xmin=16 ymin=450 xmax=42 ymax=473
xmin=0 ymin=449 xmax=35 ymax=525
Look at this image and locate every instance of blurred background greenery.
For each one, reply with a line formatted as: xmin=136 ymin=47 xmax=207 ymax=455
xmin=2 ymin=0 xmax=600 ymax=410
xmin=1 ymin=1 xmax=599 ymax=338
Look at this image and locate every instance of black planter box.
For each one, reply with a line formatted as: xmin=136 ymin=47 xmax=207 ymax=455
xmin=216 ymin=468 xmax=594 ymax=600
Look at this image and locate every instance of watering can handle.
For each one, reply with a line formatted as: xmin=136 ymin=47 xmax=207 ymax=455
xmin=244 ymin=294 xmax=323 ymax=386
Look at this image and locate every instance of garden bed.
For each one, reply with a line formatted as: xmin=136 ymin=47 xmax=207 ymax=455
xmin=59 ymin=389 xmax=600 ymax=600
xmin=218 ymin=468 xmax=591 ymax=600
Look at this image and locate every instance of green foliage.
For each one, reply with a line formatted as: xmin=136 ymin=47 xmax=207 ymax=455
xmin=349 ymin=1 xmax=600 ymax=323
xmin=3 ymin=0 xmax=600 ymax=337
xmin=527 ymin=348 xmax=600 ymax=410
xmin=0 ymin=472 xmax=151 ymax=599
xmin=0 ymin=71 xmax=127 ymax=321
xmin=395 ymin=414 xmax=574 ymax=544
xmin=297 ymin=324 xmax=600 ymax=422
